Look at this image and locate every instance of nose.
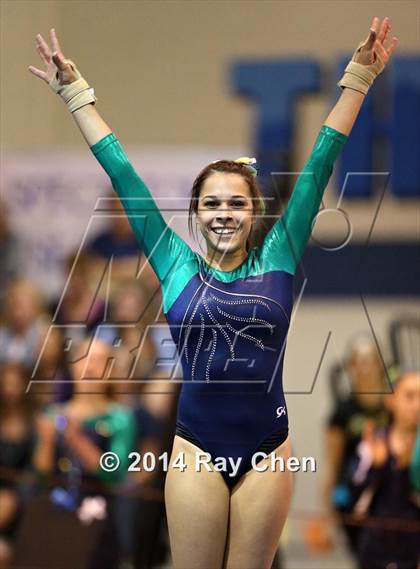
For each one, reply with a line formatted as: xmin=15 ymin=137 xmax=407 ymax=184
xmin=216 ymin=203 xmax=233 ymax=223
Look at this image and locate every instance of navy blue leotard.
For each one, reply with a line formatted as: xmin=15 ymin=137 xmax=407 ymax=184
xmin=91 ymin=125 xmax=347 ymax=487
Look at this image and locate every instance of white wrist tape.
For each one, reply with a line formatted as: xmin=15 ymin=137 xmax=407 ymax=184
xmin=338 ymin=41 xmax=385 ymax=95
xmin=49 ymin=60 xmax=97 ymax=113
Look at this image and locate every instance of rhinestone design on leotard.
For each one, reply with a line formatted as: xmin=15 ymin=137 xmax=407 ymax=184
xmin=180 ymin=274 xmax=284 ymax=382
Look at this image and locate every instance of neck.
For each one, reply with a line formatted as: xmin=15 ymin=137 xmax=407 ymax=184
xmin=205 ymin=247 xmax=248 ymax=272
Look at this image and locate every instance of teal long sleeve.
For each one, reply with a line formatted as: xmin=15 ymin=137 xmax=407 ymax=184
xmin=260 ymin=125 xmax=347 ymax=275
xmin=91 ymin=125 xmax=347 ymax=311
xmin=91 ymin=135 xmax=195 ymax=289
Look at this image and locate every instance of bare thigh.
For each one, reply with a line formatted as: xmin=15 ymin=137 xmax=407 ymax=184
xmin=165 ymin=435 xmax=230 ymax=569
xmin=223 ymin=437 xmax=293 ymax=569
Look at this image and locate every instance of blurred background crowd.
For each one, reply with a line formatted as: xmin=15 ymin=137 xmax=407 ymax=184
xmin=1 ymin=188 xmax=419 ymax=569
xmin=0 ymin=202 xmax=179 ymax=569
xmin=1 ymin=1 xmax=419 ymax=568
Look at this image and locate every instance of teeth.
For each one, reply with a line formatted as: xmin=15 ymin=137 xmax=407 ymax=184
xmin=212 ymin=228 xmax=236 ymax=235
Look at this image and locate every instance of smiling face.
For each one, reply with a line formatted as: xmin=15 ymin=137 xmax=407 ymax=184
xmin=195 ymin=171 xmax=255 ymax=264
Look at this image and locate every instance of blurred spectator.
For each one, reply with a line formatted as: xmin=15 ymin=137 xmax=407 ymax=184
xmin=32 ymin=326 xmax=72 ymax=406
xmin=0 ymin=279 xmax=48 ymax=368
xmin=32 ymin=337 xmax=136 ymax=569
xmin=307 ymin=334 xmax=389 ymax=555
xmin=51 ymin=251 xmax=106 ymax=347
xmin=0 ymin=204 xmax=23 ymax=310
xmin=86 ymin=192 xmax=158 ymax=292
xmin=87 ymin=193 xmax=140 ymax=261
xmin=94 ymin=278 xmax=180 ymax=567
xmin=410 ymin=422 xmax=420 ymax=493
xmin=97 ymin=280 xmax=157 ymax=382
xmin=350 ymin=369 xmax=420 ymax=569
xmin=98 ymin=282 xmax=173 ymax=567
xmin=0 ymin=364 xmax=36 ymax=569
xmin=112 ymin=391 xmax=165 ymax=569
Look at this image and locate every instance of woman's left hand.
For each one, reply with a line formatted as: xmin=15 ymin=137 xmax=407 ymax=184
xmin=354 ymin=16 xmax=398 ymax=67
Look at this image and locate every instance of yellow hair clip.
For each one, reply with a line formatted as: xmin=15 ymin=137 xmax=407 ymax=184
xmin=234 ymin=156 xmax=258 ymax=177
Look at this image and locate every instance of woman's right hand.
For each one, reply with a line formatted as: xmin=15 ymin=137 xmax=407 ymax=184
xmin=28 ymin=28 xmax=78 ymax=86
xmin=29 ymin=28 xmax=111 ymax=145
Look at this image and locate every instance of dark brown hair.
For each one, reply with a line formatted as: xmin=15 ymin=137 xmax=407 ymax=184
xmin=0 ymin=362 xmax=34 ymax=417
xmin=188 ymin=160 xmax=265 ymax=249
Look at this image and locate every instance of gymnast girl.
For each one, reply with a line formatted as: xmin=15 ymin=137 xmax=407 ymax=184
xmin=29 ymin=17 xmax=397 ymax=568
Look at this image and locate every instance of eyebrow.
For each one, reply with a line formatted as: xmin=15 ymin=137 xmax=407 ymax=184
xmin=201 ymin=195 xmax=249 ymax=199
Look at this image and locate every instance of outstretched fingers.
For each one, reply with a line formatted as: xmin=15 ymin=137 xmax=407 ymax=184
xmin=36 ymin=43 xmax=49 ymax=66
xmin=364 ymin=29 xmax=376 ymax=51
xmin=374 ymin=36 xmax=398 ymax=64
xmin=35 ymin=33 xmax=52 ymax=63
xmin=386 ymin=36 xmax=398 ymax=57
xmin=366 ymin=17 xmax=398 ymax=65
xmin=50 ymin=28 xmax=64 ymax=59
xmin=374 ymin=39 xmax=389 ymax=62
xmin=52 ymin=51 xmax=68 ymax=71
xmin=377 ymin=16 xmax=390 ymax=44
xmin=28 ymin=65 xmax=47 ymax=81
xmin=369 ymin=16 xmax=380 ymax=37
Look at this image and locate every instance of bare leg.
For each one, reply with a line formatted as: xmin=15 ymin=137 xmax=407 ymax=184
xmin=165 ymin=435 xmax=230 ymax=569
xmin=223 ymin=437 xmax=293 ymax=569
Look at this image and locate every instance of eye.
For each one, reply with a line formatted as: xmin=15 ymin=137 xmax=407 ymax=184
xmin=231 ymin=200 xmax=247 ymax=208
xmin=203 ymin=200 xmax=219 ymax=208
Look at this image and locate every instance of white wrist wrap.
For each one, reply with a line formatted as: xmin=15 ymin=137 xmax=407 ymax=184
xmin=49 ymin=60 xmax=97 ymax=113
xmin=338 ymin=41 xmax=385 ymax=95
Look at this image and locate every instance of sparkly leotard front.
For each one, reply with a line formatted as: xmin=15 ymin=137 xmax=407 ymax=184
xmin=91 ymin=125 xmax=347 ymax=486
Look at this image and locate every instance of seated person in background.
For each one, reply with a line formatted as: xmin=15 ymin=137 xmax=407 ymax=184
xmin=112 ymin=388 xmax=165 ymax=569
xmin=0 ymin=205 xmax=23 ymax=311
xmin=0 ymin=279 xmax=49 ymax=369
xmin=33 ymin=337 xmax=136 ymax=569
xmin=100 ymin=282 xmax=174 ymax=568
xmin=86 ymin=191 xmax=158 ymax=292
xmin=87 ymin=191 xmax=140 ymax=260
xmin=51 ymin=251 xmax=106 ymax=348
xmin=98 ymin=279 xmax=166 ymax=485
xmin=97 ymin=280 xmax=157 ymax=382
xmin=307 ymin=334 xmax=389 ymax=556
xmin=350 ymin=368 xmax=420 ymax=569
xmin=32 ymin=326 xmax=72 ymax=406
xmin=0 ymin=364 xmax=36 ymax=569
xmin=410 ymin=422 xmax=420 ymax=493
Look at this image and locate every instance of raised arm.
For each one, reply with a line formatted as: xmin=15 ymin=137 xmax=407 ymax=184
xmin=324 ymin=17 xmax=397 ymax=135
xmin=28 ymin=29 xmax=194 ymax=290
xmin=260 ymin=17 xmax=397 ymax=274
